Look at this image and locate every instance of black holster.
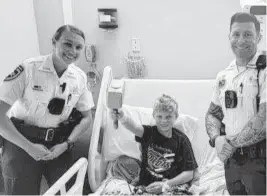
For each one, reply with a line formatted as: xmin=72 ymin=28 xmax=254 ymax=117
xmin=59 ymin=108 xmax=83 ymax=131
xmin=0 ymin=135 xmax=3 ymax=148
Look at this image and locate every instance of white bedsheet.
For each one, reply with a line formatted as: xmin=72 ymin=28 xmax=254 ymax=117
xmin=190 ymin=158 xmax=227 ymax=195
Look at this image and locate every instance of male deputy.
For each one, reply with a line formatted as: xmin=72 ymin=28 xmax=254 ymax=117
xmin=205 ymin=12 xmax=266 ymax=195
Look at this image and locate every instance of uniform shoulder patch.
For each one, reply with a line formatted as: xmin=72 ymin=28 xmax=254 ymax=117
xmin=4 ymin=65 xmax=24 ymax=81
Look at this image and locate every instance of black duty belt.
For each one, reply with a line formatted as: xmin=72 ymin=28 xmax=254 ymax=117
xmin=11 ymin=117 xmax=72 ymax=145
xmin=232 ymin=139 xmax=266 ymax=160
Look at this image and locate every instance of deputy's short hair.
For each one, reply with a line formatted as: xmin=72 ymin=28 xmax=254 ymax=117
xmin=52 ymin=25 xmax=85 ymax=44
xmin=230 ymin=12 xmax=261 ymax=34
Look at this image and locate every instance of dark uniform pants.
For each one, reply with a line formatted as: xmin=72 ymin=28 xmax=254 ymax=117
xmin=225 ymin=155 xmax=266 ymax=195
xmin=1 ymin=140 xmax=73 ymax=195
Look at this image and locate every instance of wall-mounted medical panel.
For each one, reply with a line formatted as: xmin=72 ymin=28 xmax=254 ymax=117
xmin=98 ymin=8 xmax=118 ymax=29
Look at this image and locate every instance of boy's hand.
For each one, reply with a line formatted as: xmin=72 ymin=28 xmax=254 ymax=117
xmin=110 ymin=109 xmax=125 ymax=129
xmin=146 ymin=181 xmax=164 ymax=194
xmin=110 ymin=108 xmax=124 ymax=121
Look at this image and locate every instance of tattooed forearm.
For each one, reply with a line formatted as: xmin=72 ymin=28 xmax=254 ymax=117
xmin=229 ymin=103 xmax=266 ymax=147
xmin=206 ymin=115 xmax=221 ymax=139
xmin=205 ymin=102 xmax=224 ymax=140
xmin=207 ymin=102 xmax=224 ymax=121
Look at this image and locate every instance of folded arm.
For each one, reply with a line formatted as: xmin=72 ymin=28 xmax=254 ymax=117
xmin=228 ymin=103 xmax=266 ymax=147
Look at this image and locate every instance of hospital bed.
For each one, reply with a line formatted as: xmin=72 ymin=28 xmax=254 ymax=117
xmin=87 ymin=66 xmax=228 ymax=195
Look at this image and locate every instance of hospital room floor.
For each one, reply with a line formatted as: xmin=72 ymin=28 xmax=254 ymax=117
xmin=0 ymin=109 xmax=95 ymax=195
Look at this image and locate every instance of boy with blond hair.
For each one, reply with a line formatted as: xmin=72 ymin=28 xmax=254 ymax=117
xmin=111 ymin=94 xmax=198 ymax=194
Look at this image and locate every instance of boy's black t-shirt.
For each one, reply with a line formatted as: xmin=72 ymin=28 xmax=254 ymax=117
xmin=135 ymin=125 xmax=198 ymax=186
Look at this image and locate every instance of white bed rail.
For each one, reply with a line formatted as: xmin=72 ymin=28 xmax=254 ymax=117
xmin=43 ymin=157 xmax=88 ymax=196
xmin=88 ymin=66 xmax=113 ymax=192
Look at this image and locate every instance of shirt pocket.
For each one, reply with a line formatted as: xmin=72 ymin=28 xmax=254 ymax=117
xmin=243 ymin=76 xmax=258 ymax=98
xmin=60 ymin=85 xmax=81 ymax=120
xmin=31 ymin=83 xmax=49 ymax=102
xmin=66 ymin=93 xmax=80 ymax=107
xmin=26 ymin=83 xmax=50 ymax=123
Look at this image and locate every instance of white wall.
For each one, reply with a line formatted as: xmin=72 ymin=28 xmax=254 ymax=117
xmin=33 ymin=0 xmax=64 ymax=55
xmin=72 ymin=0 xmax=241 ymax=79
xmin=0 ymin=0 xmax=40 ymax=81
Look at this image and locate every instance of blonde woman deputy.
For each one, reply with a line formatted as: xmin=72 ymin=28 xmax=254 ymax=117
xmin=0 ymin=25 xmax=94 ymax=195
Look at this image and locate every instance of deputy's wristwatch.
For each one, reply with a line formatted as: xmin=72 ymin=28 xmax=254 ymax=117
xmin=66 ymin=139 xmax=74 ymax=150
xmin=209 ymin=136 xmax=219 ymax=148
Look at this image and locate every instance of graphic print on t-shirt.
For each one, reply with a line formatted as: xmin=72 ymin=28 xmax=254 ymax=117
xmin=146 ymin=143 xmax=175 ymax=178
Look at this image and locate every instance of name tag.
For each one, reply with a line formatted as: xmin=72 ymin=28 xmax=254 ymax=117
xmin=32 ymin=85 xmax=43 ymax=91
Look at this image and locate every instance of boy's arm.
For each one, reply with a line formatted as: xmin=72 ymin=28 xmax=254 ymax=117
xmin=165 ymin=170 xmax=194 ymax=187
xmin=120 ymin=115 xmax=144 ymax=138
xmin=170 ymin=133 xmax=198 ymax=186
xmin=146 ymin=170 xmax=194 ymax=193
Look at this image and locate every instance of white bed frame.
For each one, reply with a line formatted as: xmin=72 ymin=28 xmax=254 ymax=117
xmin=88 ymin=66 xmax=225 ymax=193
xmin=43 ymin=157 xmax=88 ymax=195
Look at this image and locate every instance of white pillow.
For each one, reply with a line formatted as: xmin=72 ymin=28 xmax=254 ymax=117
xmin=103 ymin=105 xmax=199 ymax=162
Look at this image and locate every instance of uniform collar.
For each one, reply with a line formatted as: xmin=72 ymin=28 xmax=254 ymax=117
xmin=38 ymin=54 xmax=76 ymax=79
xmin=65 ymin=64 xmax=76 ymax=79
xmin=247 ymin=50 xmax=265 ymax=69
xmin=38 ymin=54 xmax=55 ymax=73
xmin=227 ymin=50 xmax=265 ymax=70
xmin=225 ymin=60 xmax=237 ymax=71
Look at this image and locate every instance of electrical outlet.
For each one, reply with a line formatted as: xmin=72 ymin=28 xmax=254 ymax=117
xmin=131 ymin=38 xmax=140 ymax=52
